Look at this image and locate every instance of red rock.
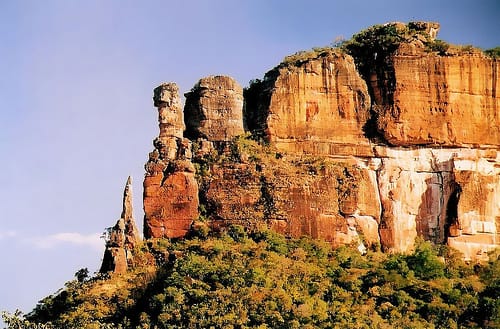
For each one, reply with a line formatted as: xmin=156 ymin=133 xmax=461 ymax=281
xmin=143 ymin=83 xmax=199 ymax=239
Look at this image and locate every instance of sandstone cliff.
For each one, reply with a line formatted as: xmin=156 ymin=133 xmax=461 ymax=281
xmin=244 ymin=50 xmax=372 ymax=157
xmin=140 ymin=22 xmax=499 ymax=261
xmin=343 ymin=22 xmax=499 ymax=147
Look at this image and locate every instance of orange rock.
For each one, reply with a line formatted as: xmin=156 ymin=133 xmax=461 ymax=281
xmin=144 ymin=166 xmax=199 ymax=239
xmin=100 ymin=177 xmax=141 ymax=273
xmin=139 ymin=22 xmax=499 ymax=261
xmin=377 ymin=54 xmax=500 ymax=146
xmin=143 ymin=83 xmax=199 ymax=239
xmin=185 ymin=76 xmax=244 ymax=141
xmin=246 ymin=50 xmax=373 ymax=157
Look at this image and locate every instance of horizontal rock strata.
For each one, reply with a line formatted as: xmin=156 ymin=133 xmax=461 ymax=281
xmin=142 ymin=22 xmax=499 ymax=260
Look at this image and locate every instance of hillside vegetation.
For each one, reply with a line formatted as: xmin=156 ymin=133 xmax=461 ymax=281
xmin=3 ymin=226 xmax=499 ymax=329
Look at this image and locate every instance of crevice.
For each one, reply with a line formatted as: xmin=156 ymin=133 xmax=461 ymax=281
xmin=435 ymin=171 xmax=444 ymax=242
xmin=259 ymin=175 xmax=276 ymax=222
xmin=243 ymin=70 xmax=280 ymax=142
xmin=445 ymin=181 xmax=462 ymax=240
xmin=374 ymin=158 xmax=385 ymax=248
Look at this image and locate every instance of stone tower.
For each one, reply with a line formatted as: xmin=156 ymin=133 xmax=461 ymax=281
xmin=100 ymin=176 xmax=141 ymax=273
xmin=143 ymin=83 xmax=199 ymax=239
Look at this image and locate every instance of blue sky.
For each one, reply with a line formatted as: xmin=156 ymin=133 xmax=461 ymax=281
xmin=0 ymin=0 xmax=498 ymax=318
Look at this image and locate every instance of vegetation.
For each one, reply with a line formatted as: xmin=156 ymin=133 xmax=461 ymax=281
xmin=279 ymin=47 xmax=342 ymax=68
xmin=3 ymin=227 xmax=499 ymax=328
xmin=425 ymin=39 xmax=450 ymax=55
xmin=484 ymin=47 xmax=500 ymax=58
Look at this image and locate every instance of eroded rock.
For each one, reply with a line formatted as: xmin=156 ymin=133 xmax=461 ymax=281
xmin=245 ymin=51 xmax=373 ymax=157
xmin=100 ymin=176 xmax=141 ymax=273
xmin=143 ymin=83 xmax=199 ymax=239
xmin=140 ymin=22 xmax=499 ymax=261
xmin=185 ymin=76 xmax=244 ymax=141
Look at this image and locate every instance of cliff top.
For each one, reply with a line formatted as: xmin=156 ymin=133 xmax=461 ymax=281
xmin=274 ymin=21 xmax=494 ymax=74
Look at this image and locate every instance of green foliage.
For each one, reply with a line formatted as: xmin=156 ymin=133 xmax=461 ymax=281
xmin=407 ymin=239 xmax=446 ymax=280
xmin=343 ymin=23 xmax=404 ymax=59
xmin=229 ymin=133 xmax=265 ymax=163
xmin=280 ymin=47 xmax=342 ymax=68
xmin=485 ymin=47 xmax=500 ymax=58
xmin=6 ymin=231 xmax=500 ymax=328
xmin=426 ymin=39 xmax=450 ymax=55
xmin=74 ymin=268 xmax=89 ymax=283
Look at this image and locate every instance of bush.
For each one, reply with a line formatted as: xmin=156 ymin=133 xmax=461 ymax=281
xmin=484 ymin=46 xmax=500 ymax=58
xmin=407 ymin=239 xmax=445 ymax=280
xmin=10 ymin=232 xmax=500 ymax=329
xmin=426 ymin=39 xmax=450 ymax=55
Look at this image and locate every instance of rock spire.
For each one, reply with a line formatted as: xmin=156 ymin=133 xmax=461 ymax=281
xmin=100 ymin=176 xmax=141 ymax=273
xmin=143 ymin=83 xmax=199 ymax=239
xmin=184 ymin=75 xmax=244 ymax=141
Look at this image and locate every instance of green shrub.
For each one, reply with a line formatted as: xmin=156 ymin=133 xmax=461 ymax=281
xmin=407 ymin=239 xmax=445 ymax=280
xmin=484 ymin=46 xmax=500 ymax=58
xmin=426 ymin=39 xmax=450 ymax=55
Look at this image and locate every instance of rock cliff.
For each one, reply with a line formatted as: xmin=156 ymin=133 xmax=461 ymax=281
xmin=244 ymin=50 xmax=372 ymax=156
xmin=141 ymin=22 xmax=499 ymax=261
xmin=343 ymin=22 xmax=499 ymax=147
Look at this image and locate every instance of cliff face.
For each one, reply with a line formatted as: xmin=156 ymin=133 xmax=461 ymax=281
xmin=248 ymin=51 xmax=373 ymax=157
xmin=376 ymin=48 xmax=500 ymax=147
xmin=142 ymin=22 xmax=499 ymax=261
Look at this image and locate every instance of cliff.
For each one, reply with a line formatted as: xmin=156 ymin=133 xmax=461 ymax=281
xmin=139 ymin=21 xmax=499 ymax=261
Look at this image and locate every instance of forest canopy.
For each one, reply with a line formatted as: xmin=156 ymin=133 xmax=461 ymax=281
xmin=3 ymin=225 xmax=499 ymax=329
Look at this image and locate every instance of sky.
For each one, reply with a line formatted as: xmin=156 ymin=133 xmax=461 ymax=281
xmin=0 ymin=0 xmax=498 ymax=319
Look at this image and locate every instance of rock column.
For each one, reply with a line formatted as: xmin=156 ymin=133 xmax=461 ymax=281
xmin=143 ymin=83 xmax=199 ymax=239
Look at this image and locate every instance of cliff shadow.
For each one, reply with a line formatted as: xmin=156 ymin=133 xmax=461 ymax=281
xmin=243 ymin=71 xmax=280 ymax=142
xmin=415 ymin=159 xmax=460 ymax=244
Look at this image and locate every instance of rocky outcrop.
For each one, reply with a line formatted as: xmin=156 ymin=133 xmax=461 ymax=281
xmin=185 ymin=76 xmax=244 ymax=141
xmin=143 ymin=83 xmax=199 ymax=239
xmin=100 ymin=177 xmax=141 ymax=273
xmin=196 ymin=148 xmax=379 ymax=250
xmin=375 ymin=51 xmax=500 ymax=147
xmin=142 ymin=22 xmax=499 ymax=260
xmin=245 ymin=50 xmax=373 ymax=156
xmin=373 ymin=147 xmax=499 ymax=259
xmin=347 ymin=22 xmax=500 ymax=147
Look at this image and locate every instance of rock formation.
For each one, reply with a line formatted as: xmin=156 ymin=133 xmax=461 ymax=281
xmin=339 ymin=22 xmax=500 ymax=148
xmin=142 ymin=22 xmax=499 ymax=261
xmin=185 ymin=76 xmax=244 ymax=141
xmin=245 ymin=50 xmax=373 ymax=156
xmin=143 ymin=83 xmax=199 ymax=239
xmin=100 ymin=176 xmax=141 ymax=273
xmin=378 ymin=42 xmax=499 ymax=146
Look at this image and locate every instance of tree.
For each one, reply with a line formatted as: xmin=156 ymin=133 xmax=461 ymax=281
xmin=74 ymin=268 xmax=89 ymax=283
